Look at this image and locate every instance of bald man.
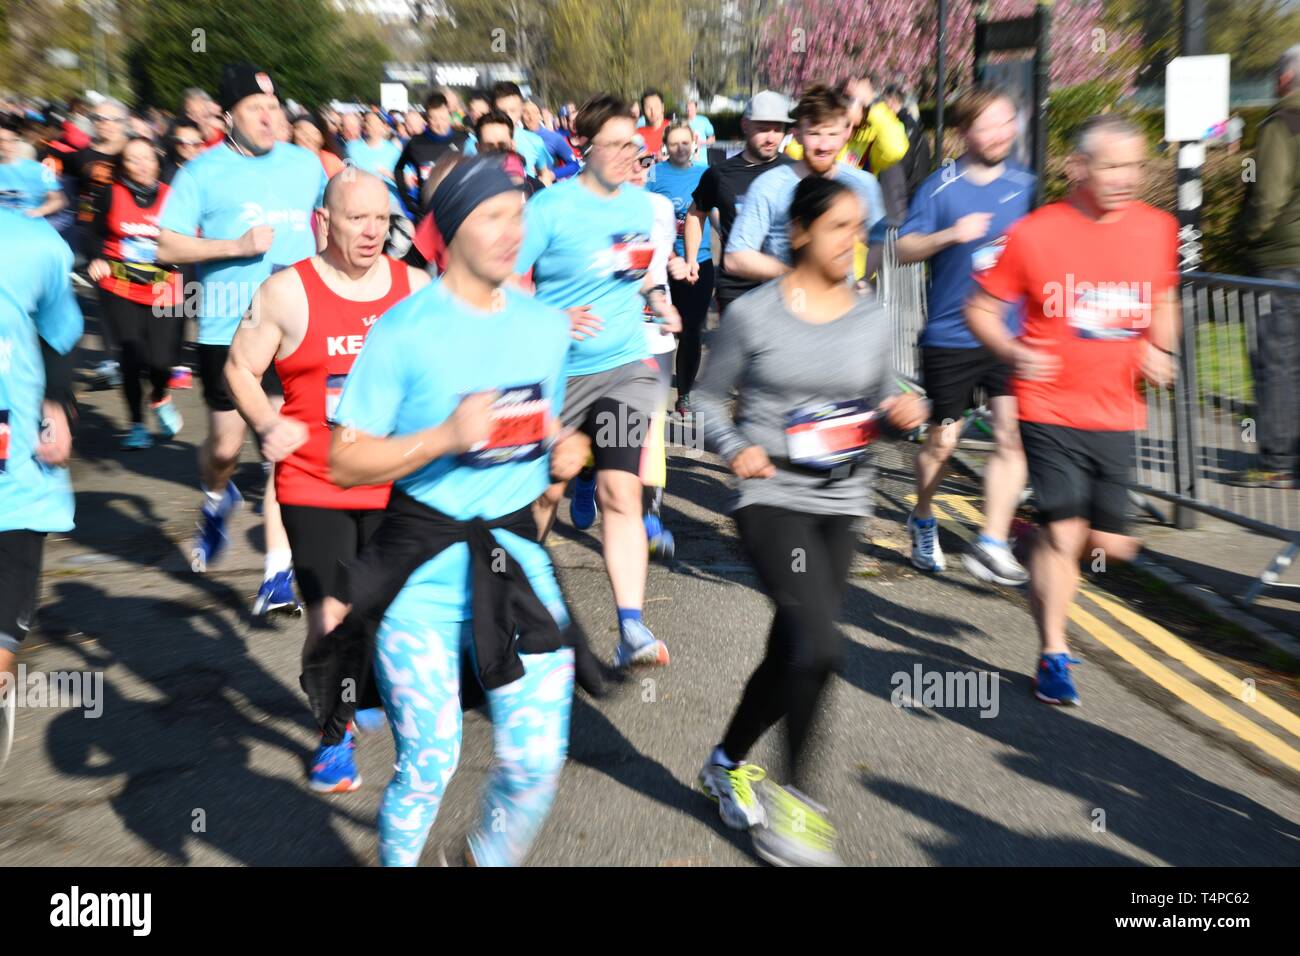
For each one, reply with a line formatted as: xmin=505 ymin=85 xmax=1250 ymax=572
xmin=226 ymin=170 xmax=428 ymax=792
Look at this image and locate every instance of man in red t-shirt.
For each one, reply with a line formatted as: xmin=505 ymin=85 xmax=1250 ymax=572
xmin=638 ymin=89 xmax=671 ymax=158
xmin=965 ymin=114 xmax=1179 ymax=706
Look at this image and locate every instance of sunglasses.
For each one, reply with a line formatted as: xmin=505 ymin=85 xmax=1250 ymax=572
xmin=175 ymin=139 xmax=204 ymax=147
xmin=635 ymin=155 xmax=655 ymax=169
xmin=91 ymin=114 xmax=124 ymax=122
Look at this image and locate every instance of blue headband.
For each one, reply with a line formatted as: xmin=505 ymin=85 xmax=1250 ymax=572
xmin=430 ymin=156 xmax=522 ymax=246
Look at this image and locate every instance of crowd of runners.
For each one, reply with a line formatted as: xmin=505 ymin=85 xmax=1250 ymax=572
xmin=0 ymin=61 xmax=1178 ymax=867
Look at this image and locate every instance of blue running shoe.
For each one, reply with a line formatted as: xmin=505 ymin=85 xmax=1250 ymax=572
xmin=614 ymin=619 xmax=670 ymax=669
xmin=645 ymin=512 xmax=675 ymax=561
xmin=189 ymin=482 xmax=243 ymax=573
xmin=570 ymin=472 xmax=598 ymax=530
xmin=308 ymin=731 xmax=361 ymax=793
xmin=352 ymin=707 xmax=388 ymax=736
xmin=1034 ymin=653 xmax=1082 ymax=706
xmin=253 ymin=568 xmax=300 ymax=617
xmin=152 ymin=397 xmax=183 ymax=439
xmin=121 ymin=422 xmax=153 ymax=450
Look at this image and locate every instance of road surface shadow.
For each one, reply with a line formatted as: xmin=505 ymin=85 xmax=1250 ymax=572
xmin=37 ymin=579 xmax=369 ymax=865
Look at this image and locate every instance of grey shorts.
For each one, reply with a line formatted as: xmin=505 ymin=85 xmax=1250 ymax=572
xmin=562 ymin=358 xmax=660 ymax=474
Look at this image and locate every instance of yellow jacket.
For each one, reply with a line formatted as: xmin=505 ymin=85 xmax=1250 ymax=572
xmin=785 ymin=101 xmax=910 ymax=174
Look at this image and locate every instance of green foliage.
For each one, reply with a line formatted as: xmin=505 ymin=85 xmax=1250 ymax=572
xmin=128 ymin=0 xmax=390 ymax=110
xmin=1046 ymin=79 xmax=1125 ymax=153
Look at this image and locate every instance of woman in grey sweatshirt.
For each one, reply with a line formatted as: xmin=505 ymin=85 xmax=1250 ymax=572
xmin=693 ymin=175 xmax=926 ymax=866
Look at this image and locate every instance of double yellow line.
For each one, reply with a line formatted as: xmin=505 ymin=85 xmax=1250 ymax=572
xmin=905 ymin=493 xmax=1300 ymax=772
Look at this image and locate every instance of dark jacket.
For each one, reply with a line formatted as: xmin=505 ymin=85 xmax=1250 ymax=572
xmin=301 ymin=489 xmax=607 ymax=737
xmin=1241 ymin=89 xmax=1300 ymax=270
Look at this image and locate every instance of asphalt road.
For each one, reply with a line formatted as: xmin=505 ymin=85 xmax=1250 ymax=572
xmin=2 ymin=326 xmax=1299 ymax=867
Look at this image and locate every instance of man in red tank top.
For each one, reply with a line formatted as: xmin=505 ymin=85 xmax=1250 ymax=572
xmin=226 ymin=170 xmax=428 ymax=792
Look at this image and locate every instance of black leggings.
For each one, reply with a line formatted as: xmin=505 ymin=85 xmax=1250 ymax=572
xmin=722 ymin=504 xmax=857 ymax=788
xmin=669 ymin=259 xmax=714 ymax=398
xmin=101 ymin=293 xmax=180 ymax=423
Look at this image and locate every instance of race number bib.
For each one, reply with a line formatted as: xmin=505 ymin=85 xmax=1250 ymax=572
xmin=784 ymin=400 xmax=881 ymax=471
xmin=0 ymin=409 xmax=9 ymax=474
xmin=971 ymin=236 xmax=1006 ymax=273
xmin=325 ymin=373 xmax=347 ymax=424
xmin=463 ymin=383 xmax=550 ymax=467
xmin=1069 ymin=284 xmax=1147 ymax=341
xmin=121 ymin=235 xmax=158 ymax=265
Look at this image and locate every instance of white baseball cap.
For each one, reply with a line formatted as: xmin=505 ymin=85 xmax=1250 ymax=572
xmin=744 ymin=91 xmax=793 ymax=124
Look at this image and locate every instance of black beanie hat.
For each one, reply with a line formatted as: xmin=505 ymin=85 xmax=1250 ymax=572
xmin=219 ymin=63 xmax=277 ymax=113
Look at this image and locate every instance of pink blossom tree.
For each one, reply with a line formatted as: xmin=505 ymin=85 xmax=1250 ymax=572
xmin=759 ymin=0 xmax=1138 ymax=97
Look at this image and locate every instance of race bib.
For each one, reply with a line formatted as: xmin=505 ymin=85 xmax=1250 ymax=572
xmin=971 ymin=236 xmax=1006 ymax=273
xmin=675 ymin=214 xmax=686 ymax=238
xmin=462 ymin=383 xmax=549 ymax=467
xmin=785 ymin=400 xmax=881 ymax=471
xmin=0 ymin=409 xmax=9 ymax=474
xmin=121 ymin=235 xmax=158 ymax=265
xmin=325 ymin=373 xmax=347 ymax=424
xmin=1069 ymin=283 xmax=1147 ymax=341
xmin=611 ymin=233 xmax=655 ymax=281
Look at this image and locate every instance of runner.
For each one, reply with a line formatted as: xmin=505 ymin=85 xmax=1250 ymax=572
xmin=522 ymin=100 xmax=579 ymax=179
xmin=684 ymin=98 xmax=715 ymax=164
xmin=628 ymin=134 xmax=684 ymax=559
xmin=323 ymin=156 xmax=592 ymax=865
xmin=637 ymin=90 xmax=670 ymax=157
xmin=157 ymin=63 xmax=327 ymax=618
xmin=0 ymin=123 xmax=67 ymax=217
xmin=163 ymin=121 xmax=207 ymax=182
xmin=473 ymin=112 xmax=545 ymax=196
xmin=345 ymin=111 xmax=403 ymax=215
xmin=225 ymin=170 xmax=427 ymax=792
xmin=517 ymin=94 xmax=677 ymax=668
xmin=965 ymin=114 xmax=1179 ymax=706
xmin=0 ymin=207 xmax=84 ymax=773
xmin=291 ymin=112 xmax=345 ymax=179
xmin=895 ymin=87 xmax=1035 ymax=585
xmin=395 ymin=92 xmax=469 ymax=218
xmin=67 ymin=98 xmax=129 ymax=387
xmin=648 ymin=121 xmax=713 ymax=417
xmin=693 ymin=176 xmax=926 ymax=865
xmin=85 ymin=137 xmax=185 ymax=449
xmin=726 ymin=85 xmax=886 ymax=289
xmin=683 ymin=90 xmax=792 ymax=321
xmin=465 ymin=82 xmax=552 ymax=182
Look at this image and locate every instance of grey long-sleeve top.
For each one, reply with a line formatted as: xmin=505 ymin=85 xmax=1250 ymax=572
xmin=693 ymin=278 xmax=901 ymax=516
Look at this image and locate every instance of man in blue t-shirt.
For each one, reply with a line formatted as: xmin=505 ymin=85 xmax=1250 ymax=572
xmin=648 ymin=122 xmax=714 ymax=412
xmin=462 ymin=81 xmax=554 ymax=183
xmin=685 ymin=99 xmax=715 ymax=166
xmin=726 ymin=85 xmax=886 ymax=284
xmin=157 ymin=63 xmax=327 ymax=610
xmin=327 ymin=157 xmax=590 ymax=867
xmin=515 ymin=94 xmax=682 ymax=671
xmin=345 ymin=111 xmax=404 ymax=214
xmin=0 ymin=209 xmax=84 ymax=761
xmin=895 ymin=87 xmax=1034 ymax=587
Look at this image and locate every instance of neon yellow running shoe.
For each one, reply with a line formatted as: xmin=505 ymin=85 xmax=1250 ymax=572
xmin=753 ymin=783 xmax=841 ymax=867
xmin=698 ymin=756 xmax=768 ymax=830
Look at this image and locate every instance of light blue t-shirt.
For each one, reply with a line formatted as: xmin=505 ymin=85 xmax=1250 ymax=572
xmin=901 ymin=161 xmax=1035 ymax=348
xmin=332 ymin=279 xmax=571 ymax=625
xmin=688 ymin=115 xmax=715 ymax=164
xmin=0 ymin=210 xmax=83 ymax=533
xmin=463 ymin=127 xmax=550 ymax=176
xmin=647 ymin=161 xmax=711 ymax=262
xmin=345 ymin=137 xmax=403 ymax=212
xmin=159 ymin=142 xmax=326 ymax=346
xmin=516 ymin=177 xmax=654 ymax=377
xmin=0 ymin=159 xmax=59 ymax=212
xmin=726 ymin=162 xmax=887 ymax=266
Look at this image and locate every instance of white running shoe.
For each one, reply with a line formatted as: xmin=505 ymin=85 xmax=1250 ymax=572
xmin=962 ymin=539 xmax=1029 ymax=586
xmin=907 ymin=511 xmax=946 ymax=572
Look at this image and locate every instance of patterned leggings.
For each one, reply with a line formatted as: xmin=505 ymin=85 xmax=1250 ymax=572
xmin=373 ymin=618 xmax=575 ymax=867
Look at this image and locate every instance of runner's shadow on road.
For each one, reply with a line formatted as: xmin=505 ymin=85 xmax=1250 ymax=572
xmin=40 ymin=580 xmax=368 ymax=865
xmin=566 ymin=696 xmax=754 ymax=858
xmin=69 ymin=401 xmax=199 ymax=493
xmin=836 ymin=588 xmax=1300 ymax=865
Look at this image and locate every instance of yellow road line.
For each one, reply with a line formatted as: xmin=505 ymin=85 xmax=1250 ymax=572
xmin=1068 ymin=603 xmax=1300 ymax=771
xmin=1078 ymin=586 xmax=1300 ymax=741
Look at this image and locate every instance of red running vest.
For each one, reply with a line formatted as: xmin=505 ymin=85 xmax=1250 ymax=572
xmin=274 ymin=256 xmax=411 ymax=509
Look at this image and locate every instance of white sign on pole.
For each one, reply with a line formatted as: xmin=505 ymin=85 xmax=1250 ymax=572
xmin=1164 ymin=54 xmax=1231 ymax=142
xmin=380 ymin=83 xmax=409 ymax=113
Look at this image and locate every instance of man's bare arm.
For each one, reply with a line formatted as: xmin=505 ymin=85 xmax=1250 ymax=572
xmin=683 ymin=205 xmax=708 ymax=264
xmin=225 ymin=277 xmax=291 ymax=435
xmin=724 ymin=248 xmax=790 ymax=281
xmin=157 ymin=225 xmax=271 ymax=266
